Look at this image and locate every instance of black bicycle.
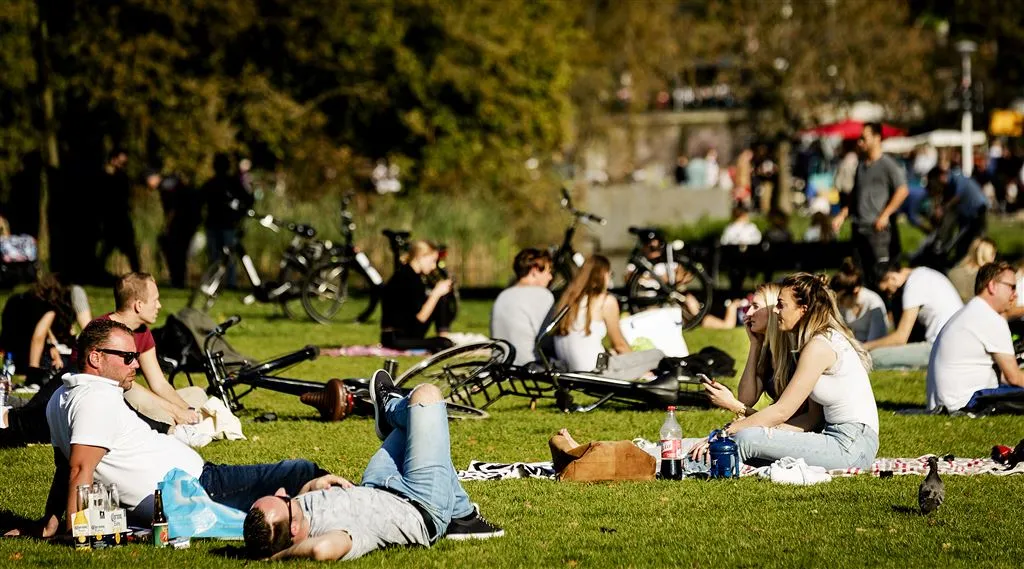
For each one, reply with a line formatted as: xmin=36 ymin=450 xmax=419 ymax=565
xmin=549 ymin=187 xmax=606 ymax=293
xmin=393 ymin=306 xmax=712 ymax=413
xmin=622 ymin=227 xmax=714 ymax=330
xmin=189 ymin=209 xmax=325 ymax=318
xmin=300 ymin=193 xmax=386 ymax=324
xmin=196 ymin=315 xmax=487 ymax=420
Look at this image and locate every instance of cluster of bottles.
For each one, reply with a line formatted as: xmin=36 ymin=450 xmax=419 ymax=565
xmin=658 ymin=406 xmax=740 ymax=480
xmin=0 ymin=352 xmax=16 ymax=409
xmin=76 ymin=482 xmax=120 ymax=513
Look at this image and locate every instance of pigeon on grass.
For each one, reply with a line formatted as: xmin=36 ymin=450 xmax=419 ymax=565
xmin=918 ymin=456 xmax=944 ymax=515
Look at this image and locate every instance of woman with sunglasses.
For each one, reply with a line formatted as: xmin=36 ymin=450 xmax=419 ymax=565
xmin=693 ymin=273 xmax=878 ymax=470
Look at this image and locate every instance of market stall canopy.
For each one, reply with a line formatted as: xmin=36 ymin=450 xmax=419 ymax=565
xmin=800 ymin=119 xmax=907 ymax=141
xmin=881 ymin=129 xmax=987 ymax=153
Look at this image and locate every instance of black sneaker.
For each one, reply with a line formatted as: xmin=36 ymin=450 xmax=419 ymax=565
xmin=369 ymin=369 xmax=399 ymax=441
xmin=445 ymin=506 xmax=505 ymax=540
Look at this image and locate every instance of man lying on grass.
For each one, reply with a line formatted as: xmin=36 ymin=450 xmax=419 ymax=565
xmin=243 ymin=371 xmax=504 ymax=561
xmin=15 ymin=319 xmax=327 ymax=538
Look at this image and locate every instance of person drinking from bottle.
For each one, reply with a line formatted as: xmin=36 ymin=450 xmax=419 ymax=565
xmin=381 ymin=241 xmax=456 ymax=354
xmin=700 ymin=283 xmax=822 ymax=432
xmin=552 ymin=255 xmax=663 ymax=379
xmin=691 ymin=273 xmax=878 ymax=470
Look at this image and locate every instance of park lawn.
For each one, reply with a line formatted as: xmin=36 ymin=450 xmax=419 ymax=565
xmin=1 ymin=288 xmax=1023 ymax=568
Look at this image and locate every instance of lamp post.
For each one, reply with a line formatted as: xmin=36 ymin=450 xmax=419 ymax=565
xmin=956 ymin=40 xmax=977 ymax=176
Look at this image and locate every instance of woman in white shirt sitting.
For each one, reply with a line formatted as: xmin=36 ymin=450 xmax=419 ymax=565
xmin=702 ymin=282 xmax=823 ymax=431
xmin=553 ymin=255 xmax=664 ymax=379
xmin=692 ymin=273 xmax=878 ymax=470
xmin=828 ymin=258 xmax=889 ymax=343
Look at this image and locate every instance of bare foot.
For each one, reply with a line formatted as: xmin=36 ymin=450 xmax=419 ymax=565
xmin=559 ymin=428 xmax=579 ymax=448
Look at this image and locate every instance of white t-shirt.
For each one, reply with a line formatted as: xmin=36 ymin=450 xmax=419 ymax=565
xmin=926 ymin=297 xmax=1015 ymax=411
xmin=554 ymin=297 xmax=607 ymax=372
xmin=808 ymin=330 xmax=879 ymax=434
xmin=490 ymin=285 xmax=555 ymax=365
xmin=719 ymin=220 xmax=762 ymax=246
xmin=46 ymin=373 xmax=205 ymax=515
xmin=901 ymin=267 xmax=964 ymax=344
xmin=843 ymin=288 xmax=888 ymax=343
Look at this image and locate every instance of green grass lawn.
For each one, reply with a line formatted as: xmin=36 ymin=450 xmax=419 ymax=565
xmin=1 ymin=288 xmax=1023 ymax=568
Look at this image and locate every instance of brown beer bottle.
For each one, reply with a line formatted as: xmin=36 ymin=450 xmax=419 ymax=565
xmin=152 ymin=489 xmax=169 ymax=547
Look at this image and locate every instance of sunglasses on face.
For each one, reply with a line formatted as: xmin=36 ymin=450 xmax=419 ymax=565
xmin=276 ymin=495 xmax=294 ymax=534
xmin=95 ymin=348 xmax=140 ymax=365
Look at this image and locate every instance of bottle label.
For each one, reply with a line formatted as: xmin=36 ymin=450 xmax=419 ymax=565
xmin=660 ymin=438 xmax=681 ymax=460
xmin=153 ymin=523 xmax=169 ymax=547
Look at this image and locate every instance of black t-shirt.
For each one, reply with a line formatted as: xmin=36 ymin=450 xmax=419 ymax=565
xmin=0 ymin=292 xmax=75 ymax=370
xmin=203 ymin=174 xmax=253 ymax=229
xmin=381 ymin=264 xmax=428 ymax=334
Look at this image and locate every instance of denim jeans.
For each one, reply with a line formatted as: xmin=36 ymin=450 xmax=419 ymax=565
xmin=199 ymin=459 xmax=325 ymax=512
xmin=870 ymin=342 xmax=931 ymax=370
xmin=360 ymin=397 xmax=473 ymax=542
xmin=732 ymin=422 xmax=879 ymax=470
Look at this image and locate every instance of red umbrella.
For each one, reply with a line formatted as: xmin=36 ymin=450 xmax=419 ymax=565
xmin=800 ymin=120 xmax=906 ymax=140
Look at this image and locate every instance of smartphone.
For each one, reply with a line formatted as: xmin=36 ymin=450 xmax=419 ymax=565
xmin=697 ymin=373 xmax=714 ymax=385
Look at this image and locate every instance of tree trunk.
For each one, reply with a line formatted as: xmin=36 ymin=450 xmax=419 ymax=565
xmin=774 ymin=138 xmax=792 ymax=214
xmin=35 ymin=0 xmax=58 ymax=268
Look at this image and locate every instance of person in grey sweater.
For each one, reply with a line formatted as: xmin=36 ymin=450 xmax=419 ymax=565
xmin=490 ymin=249 xmax=554 ymax=365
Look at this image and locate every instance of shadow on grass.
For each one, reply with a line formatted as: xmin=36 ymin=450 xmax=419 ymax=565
xmin=208 ymin=543 xmax=253 ymax=559
xmin=0 ymin=510 xmax=41 ymax=535
xmin=890 ymin=505 xmax=920 ymax=515
xmin=876 ymin=400 xmax=925 ymax=412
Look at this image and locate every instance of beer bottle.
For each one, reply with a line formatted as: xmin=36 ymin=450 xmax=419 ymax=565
xmin=152 ymin=489 xmax=169 ymax=547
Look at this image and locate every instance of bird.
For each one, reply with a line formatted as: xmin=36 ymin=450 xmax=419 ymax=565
xmin=918 ymin=456 xmax=945 ymax=515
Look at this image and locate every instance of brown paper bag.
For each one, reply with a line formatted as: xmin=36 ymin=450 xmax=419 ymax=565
xmin=549 ymin=433 xmax=656 ymax=482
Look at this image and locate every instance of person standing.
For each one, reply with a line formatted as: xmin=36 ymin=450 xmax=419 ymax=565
xmin=96 ymin=149 xmax=141 ymax=273
xmin=148 ymin=170 xmax=202 ymax=288
xmin=203 ymin=154 xmax=253 ymax=288
xmin=833 ymin=123 xmax=909 ymax=290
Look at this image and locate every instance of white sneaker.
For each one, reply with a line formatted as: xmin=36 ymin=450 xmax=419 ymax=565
xmin=173 ymin=424 xmax=213 ymax=448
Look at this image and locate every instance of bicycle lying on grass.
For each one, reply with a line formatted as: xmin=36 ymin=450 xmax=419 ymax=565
xmin=168 ymin=312 xmax=487 ymax=420
xmin=392 ymin=306 xmax=718 ymax=413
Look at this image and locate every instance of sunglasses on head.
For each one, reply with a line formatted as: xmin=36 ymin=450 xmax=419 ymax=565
xmin=95 ymin=348 xmax=140 ymax=365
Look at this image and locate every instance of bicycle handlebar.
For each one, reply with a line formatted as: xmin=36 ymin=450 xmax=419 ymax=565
xmin=213 ymin=315 xmax=241 ymax=336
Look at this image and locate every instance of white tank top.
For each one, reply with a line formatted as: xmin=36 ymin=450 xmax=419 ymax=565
xmin=554 ymin=297 xmax=607 ymax=372
xmin=809 ymin=329 xmax=879 ymax=434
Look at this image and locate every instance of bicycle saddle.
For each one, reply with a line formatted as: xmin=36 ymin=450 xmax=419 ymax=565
xmin=382 ymin=229 xmax=411 ymax=240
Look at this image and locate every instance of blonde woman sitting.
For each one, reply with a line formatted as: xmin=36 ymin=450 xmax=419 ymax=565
xmin=692 ymin=273 xmax=878 ymax=470
xmin=702 ymin=283 xmax=823 ymax=432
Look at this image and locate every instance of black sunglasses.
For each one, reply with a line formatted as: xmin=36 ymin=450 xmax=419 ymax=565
xmin=95 ymin=348 xmax=140 ymax=365
xmin=276 ymin=495 xmax=294 ymax=534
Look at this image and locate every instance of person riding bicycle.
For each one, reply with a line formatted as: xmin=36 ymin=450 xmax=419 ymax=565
xmin=553 ymin=255 xmax=664 ymax=380
xmin=381 ymin=241 xmax=456 ymax=353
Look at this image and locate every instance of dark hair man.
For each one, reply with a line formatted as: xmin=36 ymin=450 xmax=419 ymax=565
xmin=832 ymin=122 xmax=909 ymax=289
xmin=489 ymin=249 xmax=554 ymax=365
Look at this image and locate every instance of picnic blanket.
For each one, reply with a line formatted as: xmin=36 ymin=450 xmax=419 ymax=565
xmin=320 ymin=345 xmax=428 ymax=358
xmin=457 ymin=455 xmax=1024 ymax=481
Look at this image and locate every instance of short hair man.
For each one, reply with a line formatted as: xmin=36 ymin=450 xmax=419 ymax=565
xmin=34 ymin=319 xmax=325 ymax=537
xmin=927 ymin=262 xmax=1024 ymax=411
xmin=103 ymin=272 xmax=207 ymax=427
xmin=244 ymin=372 xmax=503 ymax=561
xmin=833 ymin=122 xmax=910 ymax=289
xmin=866 ymin=264 xmax=964 ymax=369
xmin=490 ymin=249 xmax=554 ymax=365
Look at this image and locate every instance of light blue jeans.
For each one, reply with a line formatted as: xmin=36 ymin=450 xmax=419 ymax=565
xmin=732 ymin=422 xmax=879 ymax=470
xmin=870 ymin=342 xmax=931 ymax=370
xmin=360 ymin=397 xmax=473 ymax=541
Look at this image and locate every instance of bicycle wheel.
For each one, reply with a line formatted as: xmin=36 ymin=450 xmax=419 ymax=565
xmin=277 ymin=264 xmax=307 ymax=321
xmin=302 ymin=260 xmax=377 ymax=324
xmin=626 ymin=259 xmax=713 ymax=331
xmin=189 ymin=263 xmax=227 ymax=312
xmin=395 ymin=341 xmax=514 ymax=410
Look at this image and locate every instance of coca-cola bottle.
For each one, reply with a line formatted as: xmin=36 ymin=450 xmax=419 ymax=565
xmin=659 ymin=406 xmax=683 ymax=480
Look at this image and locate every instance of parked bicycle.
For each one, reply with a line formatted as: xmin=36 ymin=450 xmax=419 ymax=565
xmin=189 ymin=208 xmax=325 ymax=318
xmin=300 ymin=193 xmax=386 ymax=324
xmin=549 ymin=187 xmax=606 ymax=292
xmin=622 ymin=227 xmax=714 ymax=330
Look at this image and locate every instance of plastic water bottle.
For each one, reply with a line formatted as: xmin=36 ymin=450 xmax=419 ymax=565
xmin=659 ymin=406 xmax=683 ymax=480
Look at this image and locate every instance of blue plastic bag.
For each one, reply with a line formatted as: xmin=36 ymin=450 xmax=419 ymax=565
xmin=158 ymin=468 xmax=246 ymax=539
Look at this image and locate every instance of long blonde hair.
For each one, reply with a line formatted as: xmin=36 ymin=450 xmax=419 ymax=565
xmin=960 ymin=237 xmax=996 ymax=269
xmin=554 ymin=255 xmax=611 ymax=336
xmin=751 ymin=283 xmax=794 ymax=399
xmin=777 ymin=273 xmax=872 ymax=381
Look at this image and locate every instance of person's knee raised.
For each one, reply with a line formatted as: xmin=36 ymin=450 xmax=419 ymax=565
xmin=409 ymin=383 xmax=443 ymax=405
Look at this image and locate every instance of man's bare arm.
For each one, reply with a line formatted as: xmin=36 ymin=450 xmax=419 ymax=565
xmin=271 ymin=531 xmax=353 ymax=561
xmin=994 ymin=353 xmax=1024 ymax=387
xmin=64 ymin=444 xmax=107 ymax=533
